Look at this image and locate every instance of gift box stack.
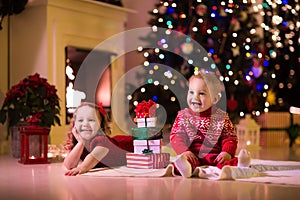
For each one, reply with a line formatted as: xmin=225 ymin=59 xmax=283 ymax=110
xmin=126 ymin=100 xmax=170 ymax=169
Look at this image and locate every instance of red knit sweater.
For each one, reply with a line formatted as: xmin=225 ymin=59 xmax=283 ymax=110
xmin=170 ymin=107 xmax=238 ymax=158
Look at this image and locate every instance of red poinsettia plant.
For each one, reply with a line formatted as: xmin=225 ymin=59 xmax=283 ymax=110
xmin=0 ymin=73 xmax=61 ymax=127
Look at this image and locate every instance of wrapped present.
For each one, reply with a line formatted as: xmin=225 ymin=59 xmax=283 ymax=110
xmin=126 ymin=153 xmax=170 ymax=169
xmin=134 ymin=100 xmax=156 ymax=118
xmin=133 ymin=139 xmax=161 ymax=154
xmin=131 ymin=127 xmax=162 ymax=140
xmin=137 ymin=117 xmax=157 ymax=128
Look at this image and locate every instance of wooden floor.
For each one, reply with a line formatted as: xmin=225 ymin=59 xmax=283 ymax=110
xmin=0 ymin=146 xmax=300 ymax=200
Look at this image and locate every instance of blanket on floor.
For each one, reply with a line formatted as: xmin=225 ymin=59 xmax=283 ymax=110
xmin=82 ymin=159 xmax=300 ymax=186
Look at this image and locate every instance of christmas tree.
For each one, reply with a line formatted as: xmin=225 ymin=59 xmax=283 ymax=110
xmin=129 ymin=0 xmax=299 ymax=123
xmin=261 ymin=0 xmax=300 ymax=111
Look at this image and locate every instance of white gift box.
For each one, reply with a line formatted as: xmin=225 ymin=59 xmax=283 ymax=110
xmin=133 ymin=139 xmax=161 ymax=154
xmin=137 ymin=117 xmax=157 ymax=128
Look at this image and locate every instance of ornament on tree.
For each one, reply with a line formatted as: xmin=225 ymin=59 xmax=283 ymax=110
xmin=158 ymin=5 xmax=167 ymax=14
xmin=207 ymin=37 xmax=214 ymax=47
xmin=181 ymin=42 xmax=194 ymax=55
xmin=251 ymin=58 xmax=263 ymax=78
xmin=199 ymin=20 xmax=211 ymax=35
xmin=195 ymin=4 xmax=207 ymax=16
xmin=227 ymin=95 xmax=238 ymax=112
xmin=245 ymin=75 xmax=254 ymax=87
xmin=266 ymin=90 xmax=276 ymax=106
xmin=230 ymin=17 xmax=241 ymax=32
xmin=214 ymin=57 xmax=222 ymax=64
xmin=177 ymin=25 xmax=187 ymax=34
xmin=231 ymin=46 xmax=240 ymax=57
xmin=245 ymin=92 xmax=257 ymax=112
xmin=219 ymin=6 xmax=227 ymax=17
xmin=171 ymin=12 xmax=178 ymax=20
xmin=239 ymin=11 xmax=248 ymax=22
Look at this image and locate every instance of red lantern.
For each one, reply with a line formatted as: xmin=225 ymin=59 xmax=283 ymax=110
xmin=18 ymin=124 xmax=50 ymax=164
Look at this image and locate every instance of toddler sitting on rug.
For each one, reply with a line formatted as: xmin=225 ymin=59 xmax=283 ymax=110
xmin=63 ymin=102 xmax=133 ymax=176
xmin=170 ymin=71 xmax=238 ymax=178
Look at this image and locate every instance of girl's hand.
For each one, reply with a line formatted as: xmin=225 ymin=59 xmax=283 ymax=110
xmin=64 ymin=168 xmax=81 ymax=176
xmin=214 ymin=151 xmax=232 ymax=164
xmin=72 ymin=127 xmax=85 ymax=144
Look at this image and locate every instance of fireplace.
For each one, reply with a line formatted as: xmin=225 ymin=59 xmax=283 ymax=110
xmin=9 ymin=0 xmax=135 ymax=144
xmin=65 ymin=46 xmax=114 ymax=124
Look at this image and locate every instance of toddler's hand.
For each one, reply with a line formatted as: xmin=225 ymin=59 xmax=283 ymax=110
xmin=181 ymin=151 xmax=198 ymax=166
xmin=64 ymin=166 xmax=88 ymax=176
xmin=214 ymin=151 xmax=232 ymax=164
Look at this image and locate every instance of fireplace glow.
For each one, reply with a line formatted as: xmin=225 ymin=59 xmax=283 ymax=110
xmin=66 ymin=82 xmax=86 ymax=113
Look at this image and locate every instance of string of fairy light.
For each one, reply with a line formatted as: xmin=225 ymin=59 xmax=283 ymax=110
xmin=130 ymin=0 xmax=299 ymax=118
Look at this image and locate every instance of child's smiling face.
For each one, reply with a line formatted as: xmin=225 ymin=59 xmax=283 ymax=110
xmin=187 ymin=77 xmax=214 ymax=113
xmin=74 ymin=106 xmax=100 ymax=140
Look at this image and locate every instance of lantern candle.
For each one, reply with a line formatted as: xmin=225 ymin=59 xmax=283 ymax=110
xmin=19 ymin=124 xmax=50 ymax=164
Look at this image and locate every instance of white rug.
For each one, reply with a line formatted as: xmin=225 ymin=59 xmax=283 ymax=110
xmin=82 ymin=159 xmax=300 ymax=186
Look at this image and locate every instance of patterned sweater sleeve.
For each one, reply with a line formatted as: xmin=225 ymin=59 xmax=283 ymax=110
xmin=220 ymin=113 xmax=238 ymax=156
xmin=170 ymin=111 xmax=190 ymax=154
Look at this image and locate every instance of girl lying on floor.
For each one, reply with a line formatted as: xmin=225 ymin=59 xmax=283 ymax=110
xmin=63 ymin=102 xmax=133 ymax=176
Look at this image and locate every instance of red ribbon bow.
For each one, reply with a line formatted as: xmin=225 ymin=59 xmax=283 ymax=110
xmin=134 ymin=100 xmax=156 ymax=118
xmin=98 ymin=102 xmax=106 ymax=117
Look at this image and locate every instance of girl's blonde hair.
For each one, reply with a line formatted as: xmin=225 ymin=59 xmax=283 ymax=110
xmin=189 ymin=71 xmax=223 ymax=97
